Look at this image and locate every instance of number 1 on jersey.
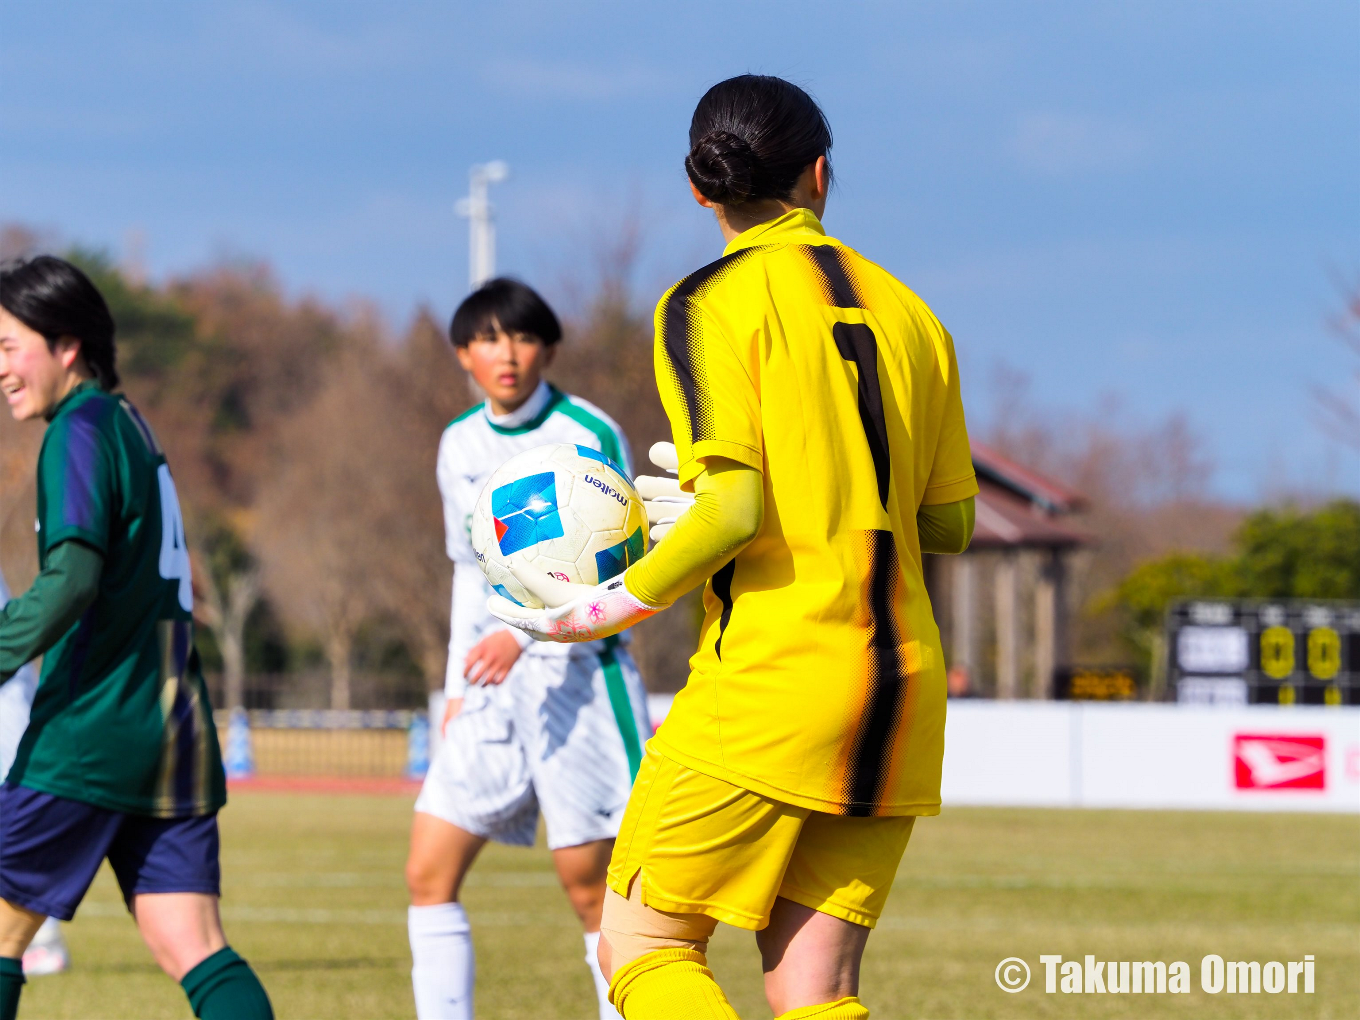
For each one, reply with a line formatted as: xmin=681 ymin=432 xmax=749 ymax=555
xmin=833 ymin=322 xmax=891 ymax=509
xmin=156 ymin=464 xmax=194 ymax=612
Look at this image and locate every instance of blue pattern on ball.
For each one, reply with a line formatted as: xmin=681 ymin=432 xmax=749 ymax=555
xmin=491 ymin=471 xmax=565 ymax=556
xmin=574 ymin=444 xmax=627 ymax=479
xmin=594 ymin=526 xmax=645 ymax=583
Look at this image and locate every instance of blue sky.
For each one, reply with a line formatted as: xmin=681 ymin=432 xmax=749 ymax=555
xmin=2 ymin=0 xmax=1357 ymax=499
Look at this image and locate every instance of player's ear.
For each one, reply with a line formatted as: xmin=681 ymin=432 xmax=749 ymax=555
xmin=813 ymin=156 xmax=829 ymax=201
xmin=539 ymin=342 xmax=556 ymax=368
xmin=689 ymin=179 xmax=716 ymax=209
xmin=454 ymin=344 xmax=475 ymax=372
xmin=53 ymin=336 xmax=84 ymax=373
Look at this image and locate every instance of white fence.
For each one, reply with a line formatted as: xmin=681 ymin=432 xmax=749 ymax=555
xmin=645 ymin=696 xmax=1360 ymax=814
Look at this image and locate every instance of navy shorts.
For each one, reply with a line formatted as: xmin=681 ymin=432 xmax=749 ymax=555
xmin=0 ymin=784 xmax=220 ymax=921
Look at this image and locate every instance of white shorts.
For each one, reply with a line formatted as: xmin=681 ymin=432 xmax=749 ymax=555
xmin=415 ymin=640 xmax=649 ymax=850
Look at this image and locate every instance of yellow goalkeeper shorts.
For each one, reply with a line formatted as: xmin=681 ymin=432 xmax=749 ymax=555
xmin=606 ymin=748 xmax=915 ymax=931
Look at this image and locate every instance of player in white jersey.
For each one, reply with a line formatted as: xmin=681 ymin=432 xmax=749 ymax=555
xmin=405 ymin=279 xmax=649 ymax=1020
xmin=0 ymin=568 xmax=70 ymax=977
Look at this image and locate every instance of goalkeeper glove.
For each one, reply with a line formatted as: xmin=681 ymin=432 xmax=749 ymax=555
xmin=634 ymin=442 xmax=695 ymax=543
xmin=486 ymin=561 xmax=663 ymax=643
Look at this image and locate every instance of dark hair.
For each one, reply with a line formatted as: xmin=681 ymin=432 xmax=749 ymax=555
xmin=0 ymin=256 xmax=119 ymax=390
xmin=685 ymin=75 xmax=833 ymax=207
xmin=448 ymin=277 xmax=562 ymax=349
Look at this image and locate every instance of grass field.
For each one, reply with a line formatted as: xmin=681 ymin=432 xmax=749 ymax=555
xmin=19 ymin=791 xmax=1358 ymax=1020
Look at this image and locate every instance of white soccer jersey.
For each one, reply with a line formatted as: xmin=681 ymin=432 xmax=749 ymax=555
xmin=438 ymin=380 xmax=634 ymax=698
xmin=0 ymin=569 xmax=39 ymax=780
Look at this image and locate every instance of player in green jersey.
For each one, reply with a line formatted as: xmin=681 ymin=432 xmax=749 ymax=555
xmin=0 ymin=257 xmax=272 ymax=1020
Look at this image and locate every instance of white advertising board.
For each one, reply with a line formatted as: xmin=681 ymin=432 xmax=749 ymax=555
xmin=647 ymin=696 xmax=1360 ymax=813
xmin=941 ymin=702 xmax=1360 ymax=813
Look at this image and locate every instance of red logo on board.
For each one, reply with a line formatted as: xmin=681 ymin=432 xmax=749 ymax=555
xmin=1233 ymin=734 xmax=1326 ymax=790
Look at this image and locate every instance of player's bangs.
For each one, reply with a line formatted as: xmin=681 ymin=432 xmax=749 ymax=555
xmin=449 ymin=277 xmax=562 ymax=348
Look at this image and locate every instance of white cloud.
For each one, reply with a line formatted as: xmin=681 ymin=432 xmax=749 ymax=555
xmin=1012 ymin=112 xmax=1149 ymax=175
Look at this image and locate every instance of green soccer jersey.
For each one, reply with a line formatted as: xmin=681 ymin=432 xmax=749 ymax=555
xmin=7 ymin=382 xmax=225 ymax=817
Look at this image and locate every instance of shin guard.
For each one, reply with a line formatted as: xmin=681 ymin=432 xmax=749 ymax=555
xmin=180 ymin=947 xmax=274 ymax=1020
xmin=0 ymin=958 xmax=21 ymax=1020
xmin=608 ymin=948 xmax=740 ymax=1020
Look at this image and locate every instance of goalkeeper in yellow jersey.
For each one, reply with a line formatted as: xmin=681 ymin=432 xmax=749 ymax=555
xmin=489 ymin=74 xmax=977 ymax=1020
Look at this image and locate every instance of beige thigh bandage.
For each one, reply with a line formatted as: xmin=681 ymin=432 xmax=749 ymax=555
xmin=0 ymin=898 xmax=47 ymax=958
xmin=599 ymin=875 xmax=719 ymax=973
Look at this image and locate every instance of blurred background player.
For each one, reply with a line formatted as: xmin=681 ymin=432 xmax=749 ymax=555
xmin=489 ymin=76 xmax=977 ymax=1019
xmin=404 ymin=278 xmax=650 ymax=1020
xmin=0 ymin=570 xmax=69 ymax=978
xmin=0 ymin=257 xmax=272 ymax=1020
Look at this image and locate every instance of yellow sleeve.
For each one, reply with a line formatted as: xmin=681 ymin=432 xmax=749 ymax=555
xmin=917 ymin=496 xmax=975 ymax=555
xmin=622 ymin=459 xmax=763 ymax=608
xmin=921 ymin=328 xmax=979 ymax=506
xmin=655 ymin=294 xmax=763 ymax=491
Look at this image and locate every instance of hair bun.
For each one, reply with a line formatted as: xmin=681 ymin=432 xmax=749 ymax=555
xmin=685 ymin=130 xmax=759 ymax=206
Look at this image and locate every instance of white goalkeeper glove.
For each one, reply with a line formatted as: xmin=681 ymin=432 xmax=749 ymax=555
xmin=634 ymin=442 xmax=695 ymax=543
xmin=486 ymin=561 xmax=663 ymax=643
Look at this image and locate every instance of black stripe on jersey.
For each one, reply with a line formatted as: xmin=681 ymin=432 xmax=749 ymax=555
xmin=804 ymin=245 xmax=865 ymax=309
xmin=711 ymin=559 xmax=737 ymax=659
xmin=845 ymin=529 xmax=906 ymax=816
xmin=657 ymin=249 xmax=760 ymax=445
xmin=833 ymin=323 xmax=891 ymax=508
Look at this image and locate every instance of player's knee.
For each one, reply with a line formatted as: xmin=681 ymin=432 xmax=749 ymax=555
xmin=404 ymin=852 xmax=444 ymax=903
xmin=598 ymin=883 xmax=717 ymax=980
xmin=562 ymin=876 xmax=605 ymax=916
xmin=132 ymin=897 xmax=227 ymax=982
xmin=0 ymin=898 xmax=46 ymax=958
xmin=405 ymin=845 xmax=468 ymax=904
xmin=142 ymin=928 xmax=221 ymax=983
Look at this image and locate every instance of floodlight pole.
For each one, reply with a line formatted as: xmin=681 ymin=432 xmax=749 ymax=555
xmin=455 ymin=161 xmax=509 ymax=291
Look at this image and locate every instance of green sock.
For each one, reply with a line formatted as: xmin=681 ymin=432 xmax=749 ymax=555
xmin=180 ymin=947 xmax=273 ymax=1020
xmin=0 ymin=957 xmax=23 ymax=1020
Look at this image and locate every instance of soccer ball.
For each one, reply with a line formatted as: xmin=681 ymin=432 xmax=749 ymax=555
xmin=471 ymin=444 xmax=648 ymax=610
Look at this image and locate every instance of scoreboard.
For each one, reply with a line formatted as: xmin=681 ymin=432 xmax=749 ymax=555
xmin=1167 ymin=599 xmax=1360 ymax=706
xmin=1053 ymin=667 xmax=1138 ymax=701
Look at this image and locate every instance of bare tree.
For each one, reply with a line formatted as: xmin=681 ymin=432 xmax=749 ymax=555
xmin=980 ymin=363 xmax=1241 ymax=668
xmin=1315 ymin=277 xmax=1360 ymax=451
xmin=132 ymin=264 xmax=348 ymax=705
xmin=1 ymin=225 xmax=57 ymax=589
xmin=369 ymin=312 xmax=469 ymax=689
xmin=253 ymin=321 xmax=425 ymax=708
xmin=0 ymin=225 xmax=46 ymax=263
xmin=190 ymin=518 xmax=260 ymax=708
xmin=548 ymin=233 xmax=700 ymax=691
xmin=0 ymin=412 xmax=42 ymax=592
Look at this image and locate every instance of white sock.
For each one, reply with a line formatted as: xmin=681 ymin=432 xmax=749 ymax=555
xmin=31 ymin=917 xmax=65 ymax=949
xmin=584 ymin=930 xmax=620 ymax=1019
xmin=409 ymin=903 xmax=474 ymax=1020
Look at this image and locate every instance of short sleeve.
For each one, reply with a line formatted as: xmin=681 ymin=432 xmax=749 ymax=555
xmin=435 ymin=427 xmax=476 ymax=566
xmin=655 ymin=298 xmax=763 ymax=490
xmin=39 ymin=409 xmax=115 ymax=554
xmin=921 ymin=329 xmax=979 ymax=506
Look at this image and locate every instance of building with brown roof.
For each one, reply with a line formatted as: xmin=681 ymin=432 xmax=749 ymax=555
xmin=927 ymin=442 xmax=1089 ymax=698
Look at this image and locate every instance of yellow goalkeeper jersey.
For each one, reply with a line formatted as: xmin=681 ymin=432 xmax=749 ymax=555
xmin=651 ymin=208 xmax=977 ymax=817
